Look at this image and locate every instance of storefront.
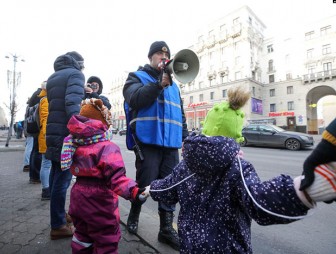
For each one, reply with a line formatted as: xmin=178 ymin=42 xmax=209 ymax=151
xmin=184 ymin=102 xmax=211 ymax=130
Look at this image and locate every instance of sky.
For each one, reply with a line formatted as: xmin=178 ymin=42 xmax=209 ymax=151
xmin=0 ymin=0 xmax=335 ymax=120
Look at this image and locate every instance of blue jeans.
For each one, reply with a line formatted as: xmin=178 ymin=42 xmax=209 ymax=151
xmin=49 ymin=160 xmax=72 ymax=229
xmin=40 ymin=154 xmax=51 ymax=189
xmin=23 ymin=136 xmax=33 ymax=166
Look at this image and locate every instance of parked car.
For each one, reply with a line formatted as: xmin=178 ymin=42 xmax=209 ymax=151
xmin=241 ymin=124 xmax=314 ymax=150
xmin=119 ymin=127 xmax=127 ymax=136
xmin=111 ymin=128 xmax=118 ymax=134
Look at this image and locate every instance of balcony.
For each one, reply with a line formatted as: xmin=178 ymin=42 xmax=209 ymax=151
xmin=303 ymin=69 xmax=336 ymax=83
xmin=207 ymin=70 xmax=216 ymax=80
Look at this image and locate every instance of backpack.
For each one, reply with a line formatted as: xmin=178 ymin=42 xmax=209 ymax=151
xmin=26 ymin=96 xmax=46 ymax=135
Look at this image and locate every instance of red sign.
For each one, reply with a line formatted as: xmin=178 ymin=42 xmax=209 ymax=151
xmin=188 ymin=102 xmax=207 ymax=108
xmin=268 ymin=111 xmax=294 ymax=117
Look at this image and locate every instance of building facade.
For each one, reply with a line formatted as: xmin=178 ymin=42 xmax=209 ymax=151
xmin=109 ymin=6 xmax=336 ymax=134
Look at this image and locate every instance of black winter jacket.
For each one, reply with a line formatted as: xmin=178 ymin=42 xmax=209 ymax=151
xmin=45 ymin=54 xmax=85 ymax=162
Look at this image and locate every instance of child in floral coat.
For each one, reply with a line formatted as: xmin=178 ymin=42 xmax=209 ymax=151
xmin=146 ymin=87 xmax=336 ymax=253
xmin=61 ymin=99 xmax=146 ymax=254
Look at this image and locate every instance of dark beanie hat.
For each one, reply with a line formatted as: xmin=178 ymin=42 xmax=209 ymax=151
xmin=66 ymin=51 xmax=84 ymax=69
xmin=148 ymin=41 xmax=170 ymax=59
xmin=87 ymin=76 xmax=103 ymax=94
xmin=87 ymin=76 xmax=102 ymax=87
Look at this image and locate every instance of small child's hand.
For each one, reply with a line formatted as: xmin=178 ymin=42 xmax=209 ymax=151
xmin=136 ymin=186 xmax=150 ymax=203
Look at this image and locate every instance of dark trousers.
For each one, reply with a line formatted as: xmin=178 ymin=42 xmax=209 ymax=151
xmin=135 ymin=144 xmax=179 ymax=212
xmin=29 ymin=136 xmax=41 ymax=180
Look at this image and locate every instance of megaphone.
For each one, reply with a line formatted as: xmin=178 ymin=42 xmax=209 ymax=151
xmin=166 ymin=49 xmax=199 ymax=84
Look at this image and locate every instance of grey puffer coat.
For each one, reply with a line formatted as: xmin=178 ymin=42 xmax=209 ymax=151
xmin=150 ymin=133 xmax=309 ymax=253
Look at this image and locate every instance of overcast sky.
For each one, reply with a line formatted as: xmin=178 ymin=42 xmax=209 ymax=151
xmin=0 ymin=0 xmax=335 ymax=120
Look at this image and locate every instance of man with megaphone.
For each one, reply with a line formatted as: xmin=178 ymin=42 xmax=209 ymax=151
xmin=123 ymin=41 xmax=189 ymax=251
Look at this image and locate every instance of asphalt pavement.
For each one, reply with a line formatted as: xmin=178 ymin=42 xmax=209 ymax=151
xmin=0 ymin=132 xmax=176 ymax=254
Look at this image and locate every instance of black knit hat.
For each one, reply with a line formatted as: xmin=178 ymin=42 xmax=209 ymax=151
xmin=66 ymin=51 xmax=84 ymax=69
xmin=148 ymin=41 xmax=170 ymax=59
xmin=87 ymin=76 xmax=103 ymax=94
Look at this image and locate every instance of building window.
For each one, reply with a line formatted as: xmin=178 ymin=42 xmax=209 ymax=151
xmin=235 ymin=56 xmax=240 ymax=65
xmin=199 ymin=81 xmax=204 ymax=89
xmin=198 ymin=35 xmax=204 ymax=43
xmin=199 ymin=94 xmax=204 ymax=102
xmin=248 ymin=16 xmax=252 ymax=25
xmin=270 ymin=103 xmax=276 ymax=112
xmin=252 ymin=86 xmax=255 ymax=97
xmin=233 ymin=17 xmax=240 ymax=24
xmin=288 ymin=101 xmax=294 ymax=110
xmin=308 ymin=66 xmax=315 ymax=74
xmin=305 ymin=31 xmax=314 ymax=40
xmin=323 ymin=62 xmax=332 ymax=71
xmin=269 ymin=74 xmax=275 ymax=83
xmin=322 ymin=44 xmax=331 ymax=55
xmin=220 ymin=24 xmax=226 ymax=32
xmin=222 ymin=89 xmax=227 ymax=98
xmin=307 ymin=49 xmax=313 ymax=59
xmin=190 ymin=96 xmax=193 ymax=104
xmin=320 ymin=25 xmax=331 ymax=36
xmin=268 ymin=60 xmax=274 ymax=72
xmin=287 ymin=86 xmax=293 ymax=94
xmin=286 ymin=73 xmax=292 ymax=80
xmin=270 ymin=89 xmax=275 ymax=97
xmin=210 ymin=91 xmax=214 ymax=100
xmin=267 ymin=44 xmax=273 ymax=53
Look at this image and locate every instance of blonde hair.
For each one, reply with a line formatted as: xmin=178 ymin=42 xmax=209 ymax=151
xmin=228 ymin=86 xmax=251 ymax=110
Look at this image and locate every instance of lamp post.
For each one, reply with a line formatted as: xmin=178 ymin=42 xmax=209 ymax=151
xmin=4 ymin=53 xmax=25 ymax=147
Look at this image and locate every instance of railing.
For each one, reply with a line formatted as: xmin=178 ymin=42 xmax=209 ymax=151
xmin=303 ymin=69 xmax=336 ymax=83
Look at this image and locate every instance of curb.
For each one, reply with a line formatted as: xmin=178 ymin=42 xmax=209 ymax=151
xmin=118 ymin=199 xmax=179 ymax=254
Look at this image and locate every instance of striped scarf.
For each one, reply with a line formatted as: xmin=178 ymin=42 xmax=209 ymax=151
xmin=61 ymin=129 xmax=113 ymax=171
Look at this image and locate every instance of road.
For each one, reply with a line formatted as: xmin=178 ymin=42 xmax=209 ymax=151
xmin=113 ymin=135 xmax=336 ymax=254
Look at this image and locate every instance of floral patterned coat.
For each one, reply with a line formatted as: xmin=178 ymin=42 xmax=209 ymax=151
xmin=150 ymin=133 xmax=309 ymax=253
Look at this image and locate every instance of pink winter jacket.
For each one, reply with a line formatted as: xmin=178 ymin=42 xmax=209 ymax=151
xmin=67 ymin=114 xmax=139 ymax=200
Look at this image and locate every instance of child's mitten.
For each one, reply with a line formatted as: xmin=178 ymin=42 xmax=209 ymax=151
xmin=295 ymin=162 xmax=336 ymax=208
xmin=300 ymin=129 xmax=336 ymax=191
xmin=136 ymin=187 xmax=149 ymax=203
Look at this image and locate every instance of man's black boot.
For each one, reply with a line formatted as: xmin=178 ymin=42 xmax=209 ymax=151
xmin=127 ymin=202 xmax=142 ymax=234
xmin=158 ymin=211 xmax=180 ymax=251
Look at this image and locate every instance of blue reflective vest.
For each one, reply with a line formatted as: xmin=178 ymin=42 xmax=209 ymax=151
xmin=131 ymin=71 xmax=183 ymax=148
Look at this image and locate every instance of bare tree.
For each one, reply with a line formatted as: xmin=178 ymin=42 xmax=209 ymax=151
xmin=4 ymin=53 xmax=24 ymax=147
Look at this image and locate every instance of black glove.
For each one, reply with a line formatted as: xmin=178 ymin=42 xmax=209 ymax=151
xmin=135 ymin=187 xmax=147 ymax=204
xmin=300 ymin=139 xmax=336 ymax=191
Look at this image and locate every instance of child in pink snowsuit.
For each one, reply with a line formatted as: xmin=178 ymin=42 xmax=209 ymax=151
xmin=61 ymin=99 xmax=146 ymax=254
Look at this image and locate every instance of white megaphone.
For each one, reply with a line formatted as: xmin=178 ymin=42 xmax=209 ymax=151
xmin=166 ymin=49 xmax=199 ymax=84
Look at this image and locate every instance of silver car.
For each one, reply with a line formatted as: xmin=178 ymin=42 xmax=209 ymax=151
xmin=241 ymin=124 xmax=314 ymax=150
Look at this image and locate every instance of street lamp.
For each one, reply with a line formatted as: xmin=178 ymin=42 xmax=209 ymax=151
xmin=4 ymin=53 xmax=25 ymax=147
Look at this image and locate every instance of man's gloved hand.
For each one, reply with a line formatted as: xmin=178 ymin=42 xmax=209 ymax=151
xmin=300 ymin=139 xmax=336 ymax=191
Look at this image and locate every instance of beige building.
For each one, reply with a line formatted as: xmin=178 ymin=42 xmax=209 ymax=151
xmin=109 ymin=6 xmax=336 ymax=134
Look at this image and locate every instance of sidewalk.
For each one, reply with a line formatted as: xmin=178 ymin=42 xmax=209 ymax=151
xmin=0 ymin=134 xmax=177 ymax=254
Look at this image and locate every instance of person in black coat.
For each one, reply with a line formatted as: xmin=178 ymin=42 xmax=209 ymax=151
xmin=84 ymin=76 xmax=111 ymax=109
xmin=46 ymin=51 xmax=85 ymax=240
xmin=27 ymin=88 xmax=42 ymax=183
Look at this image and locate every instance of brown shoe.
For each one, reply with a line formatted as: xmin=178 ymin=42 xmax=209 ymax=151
xmin=50 ymin=224 xmax=75 ymax=240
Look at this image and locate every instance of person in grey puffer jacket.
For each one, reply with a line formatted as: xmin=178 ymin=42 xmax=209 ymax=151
xmin=46 ymin=51 xmax=85 ymax=240
xmin=148 ymin=87 xmax=335 ymax=253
